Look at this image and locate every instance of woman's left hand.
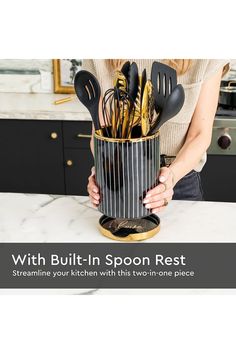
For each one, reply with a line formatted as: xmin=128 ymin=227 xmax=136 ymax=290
xmin=143 ymin=167 xmax=175 ymax=213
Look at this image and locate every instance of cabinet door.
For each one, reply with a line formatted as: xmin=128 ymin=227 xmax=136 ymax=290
xmin=64 ymin=148 xmax=94 ymax=196
xmin=0 ymin=120 xmax=65 ymax=194
xmin=63 ymin=121 xmax=92 ymax=149
xmin=200 ymin=155 xmax=236 ymax=202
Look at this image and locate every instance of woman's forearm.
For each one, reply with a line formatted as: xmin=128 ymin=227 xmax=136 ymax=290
xmin=170 ymin=68 xmax=223 ymax=185
xmin=169 ymin=132 xmax=211 ymax=185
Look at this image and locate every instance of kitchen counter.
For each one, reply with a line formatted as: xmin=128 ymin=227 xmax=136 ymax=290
xmin=0 ymin=92 xmax=91 ymax=121
xmin=0 ymin=192 xmax=236 ymax=242
xmin=1 ymin=192 xmax=235 ymax=294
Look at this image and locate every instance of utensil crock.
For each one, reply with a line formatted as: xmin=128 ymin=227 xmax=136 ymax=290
xmin=94 ymin=131 xmax=160 ymax=219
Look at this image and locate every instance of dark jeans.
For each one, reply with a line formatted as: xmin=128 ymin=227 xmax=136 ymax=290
xmin=173 ymin=170 xmax=204 ymax=201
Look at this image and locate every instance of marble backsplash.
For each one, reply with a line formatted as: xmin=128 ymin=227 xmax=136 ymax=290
xmin=1 ymin=59 xmax=236 ymax=95
xmin=0 ymin=59 xmax=53 ymax=93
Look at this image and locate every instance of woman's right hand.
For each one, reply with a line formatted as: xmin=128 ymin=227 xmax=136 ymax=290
xmin=87 ymin=167 xmax=100 ymax=207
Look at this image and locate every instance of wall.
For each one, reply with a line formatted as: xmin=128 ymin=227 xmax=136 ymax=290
xmin=0 ymin=59 xmax=53 ymax=93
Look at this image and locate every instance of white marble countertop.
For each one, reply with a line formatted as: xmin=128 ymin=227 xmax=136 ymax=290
xmin=0 ymin=192 xmax=236 ymax=242
xmin=1 ymin=192 xmax=235 ymax=294
xmin=0 ymin=92 xmax=91 ymax=121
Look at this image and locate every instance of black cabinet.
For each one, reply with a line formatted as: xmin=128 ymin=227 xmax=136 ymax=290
xmin=64 ymin=148 xmax=94 ymax=195
xmin=62 ymin=121 xmax=94 ymax=195
xmin=200 ymin=154 xmax=236 ymax=202
xmin=0 ymin=119 xmax=94 ymax=196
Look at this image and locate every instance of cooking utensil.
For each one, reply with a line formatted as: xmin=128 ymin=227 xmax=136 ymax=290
xmin=131 ymin=75 xmax=142 ymax=126
xmin=128 ymin=62 xmax=139 ymax=105
xmin=113 ymin=72 xmax=128 ymax=137
xmin=74 ymin=70 xmax=101 ymax=131
xmin=113 ymin=70 xmax=128 ymax=92
xmin=151 ymin=61 xmax=177 ymax=114
xmin=102 ymin=88 xmax=117 ymax=137
xmin=140 ymin=69 xmax=147 ymax=102
xmin=141 ymin=80 xmax=154 ymax=136
xmin=121 ymin=61 xmax=131 ymax=81
xmin=219 ymin=81 xmax=236 ymax=108
xmin=120 ymin=90 xmax=136 ymax=138
xmin=127 ymin=69 xmax=147 ymax=137
xmin=121 ymin=99 xmax=131 ymax=138
xmin=147 ymin=80 xmax=155 ymax=127
xmin=102 ymin=87 xmax=134 ymax=139
xmin=148 ymin=84 xmax=185 ymax=135
xmin=148 ymin=61 xmax=185 ymax=135
xmin=120 ymin=62 xmax=139 ymax=137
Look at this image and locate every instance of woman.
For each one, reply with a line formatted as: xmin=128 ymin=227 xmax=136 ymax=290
xmin=84 ymin=59 xmax=230 ymax=213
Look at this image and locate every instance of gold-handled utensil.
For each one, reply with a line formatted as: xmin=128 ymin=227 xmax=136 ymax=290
xmin=121 ymin=100 xmax=130 ymax=138
xmin=141 ymin=81 xmax=152 ymax=136
xmin=114 ymin=71 xmax=127 ymax=92
xmin=147 ymin=80 xmax=155 ymax=127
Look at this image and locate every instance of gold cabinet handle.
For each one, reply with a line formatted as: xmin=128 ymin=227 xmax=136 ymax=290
xmin=66 ymin=160 xmax=73 ymax=167
xmin=50 ymin=132 xmax=58 ymax=139
xmin=77 ymin=133 xmax=92 ymax=139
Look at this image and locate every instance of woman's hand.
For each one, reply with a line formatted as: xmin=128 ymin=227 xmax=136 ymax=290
xmin=143 ymin=167 xmax=175 ymax=213
xmin=87 ymin=167 xmax=100 ymax=207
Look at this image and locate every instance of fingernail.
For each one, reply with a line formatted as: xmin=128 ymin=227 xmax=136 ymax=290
xmin=146 ymin=194 xmax=151 ymax=198
xmin=143 ymin=199 xmax=149 ymax=204
xmin=93 ymin=188 xmax=98 ymax=193
xmin=145 ymin=204 xmax=151 ymax=209
xmin=159 ymin=175 xmax=166 ymax=183
xmin=94 ymin=195 xmax=100 ymax=200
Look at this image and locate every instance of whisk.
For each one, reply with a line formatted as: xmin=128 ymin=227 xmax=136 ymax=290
xmin=102 ymin=87 xmax=136 ymax=139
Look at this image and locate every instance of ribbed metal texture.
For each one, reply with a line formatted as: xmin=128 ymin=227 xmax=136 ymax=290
xmin=94 ymin=135 xmax=160 ymax=219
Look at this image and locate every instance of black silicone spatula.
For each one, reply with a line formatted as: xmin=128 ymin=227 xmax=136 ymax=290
xmin=128 ymin=62 xmax=139 ymax=104
xmin=148 ymin=84 xmax=185 ymax=135
xmin=121 ymin=61 xmax=130 ymax=81
xmin=151 ymin=61 xmax=177 ymax=112
xmin=74 ymin=70 xmax=101 ymax=131
xmin=149 ymin=61 xmax=185 ymax=135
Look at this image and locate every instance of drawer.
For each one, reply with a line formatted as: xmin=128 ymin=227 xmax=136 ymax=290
xmin=64 ymin=148 xmax=94 ymax=196
xmin=63 ymin=121 xmax=92 ymax=149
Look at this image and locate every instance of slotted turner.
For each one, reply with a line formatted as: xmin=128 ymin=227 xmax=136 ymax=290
xmin=151 ymin=61 xmax=177 ymax=112
xmin=149 ymin=62 xmax=185 ymax=135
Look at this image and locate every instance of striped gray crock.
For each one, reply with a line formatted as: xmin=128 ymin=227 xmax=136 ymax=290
xmin=94 ymin=132 xmax=160 ymax=219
